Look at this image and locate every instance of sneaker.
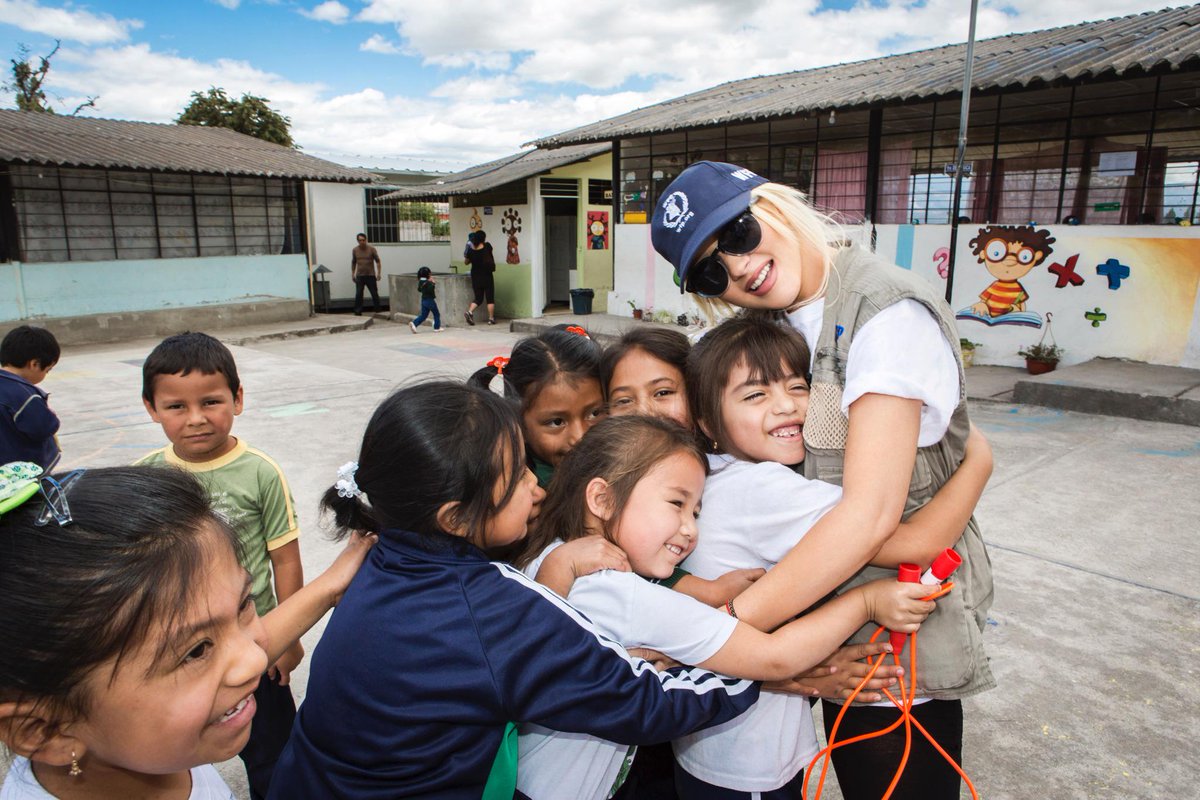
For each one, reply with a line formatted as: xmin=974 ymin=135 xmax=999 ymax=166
xmin=488 ymin=318 xmax=497 ymax=325
xmin=433 ymin=326 xmax=445 ymax=332
xmin=409 ymin=321 xmax=418 ymax=334
xmin=465 ymin=310 xmax=475 ymax=326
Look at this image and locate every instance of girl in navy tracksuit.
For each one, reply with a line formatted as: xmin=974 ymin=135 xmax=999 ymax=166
xmin=268 ymin=381 xmax=759 ymax=800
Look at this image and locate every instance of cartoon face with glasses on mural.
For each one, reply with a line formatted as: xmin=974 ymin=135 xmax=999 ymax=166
xmin=965 ymin=224 xmax=1055 ymax=319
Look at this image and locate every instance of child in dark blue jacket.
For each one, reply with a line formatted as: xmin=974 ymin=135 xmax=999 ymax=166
xmin=268 ymin=381 xmax=759 ymax=800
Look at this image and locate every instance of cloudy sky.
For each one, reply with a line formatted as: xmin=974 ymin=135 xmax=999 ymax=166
xmin=0 ymin=0 xmax=1179 ymax=172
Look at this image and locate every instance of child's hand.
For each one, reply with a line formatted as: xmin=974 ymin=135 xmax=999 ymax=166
xmin=860 ymin=578 xmax=936 ymax=632
xmin=707 ymin=568 xmax=766 ymax=606
xmin=534 ymin=536 xmax=629 ymax=597
xmin=270 ymin=641 xmax=305 ymax=686
xmin=627 ymin=647 xmax=681 ymax=671
xmin=319 ymin=531 xmax=378 ymax=607
xmin=766 ymin=643 xmax=905 ymax=703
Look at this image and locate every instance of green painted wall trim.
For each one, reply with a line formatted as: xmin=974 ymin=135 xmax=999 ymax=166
xmin=495 ymin=262 xmax=533 ymax=319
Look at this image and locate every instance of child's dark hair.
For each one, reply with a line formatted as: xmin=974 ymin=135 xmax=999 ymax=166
xmin=687 ymin=316 xmax=811 ymax=451
xmin=468 ymin=328 xmax=601 ymax=408
xmin=417 ymin=266 xmax=432 ymax=279
xmin=968 ymin=224 xmax=1055 ymax=261
xmin=599 ymin=326 xmax=690 ymax=401
xmin=512 ymin=415 xmax=707 ymax=569
xmin=141 ymin=331 xmax=240 ymax=405
xmin=321 ymin=381 xmax=525 ymax=548
xmin=0 ymin=325 xmax=60 ymax=369
xmin=0 ymin=466 xmax=241 ymax=724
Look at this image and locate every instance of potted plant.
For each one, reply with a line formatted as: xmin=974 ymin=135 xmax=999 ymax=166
xmin=1018 ymin=342 xmax=1063 ymax=375
xmin=642 ymin=305 xmax=654 ymax=322
xmin=959 ymin=338 xmax=980 ymax=368
xmin=626 ymin=299 xmax=643 ymax=320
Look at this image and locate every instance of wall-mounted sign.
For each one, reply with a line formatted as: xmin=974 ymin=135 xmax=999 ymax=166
xmin=1097 ymin=151 xmax=1137 ymax=177
xmin=484 ymin=206 xmax=494 ymax=215
xmin=1093 ymin=202 xmax=1121 ymax=212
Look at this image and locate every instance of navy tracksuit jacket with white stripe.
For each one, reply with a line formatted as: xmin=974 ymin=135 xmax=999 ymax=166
xmin=269 ymin=528 xmax=758 ymax=799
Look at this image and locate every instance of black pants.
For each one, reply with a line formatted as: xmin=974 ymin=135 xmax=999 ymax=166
xmin=612 ymin=742 xmax=676 ymax=800
xmin=821 ymin=698 xmax=963 ymax=800
xmin=238 ymin=672 xmax=297 ymax=800
xmin=354 ymin=275 xmax=381 ymax=313
xmin=471 ymin=272 xmax=495 ymax=306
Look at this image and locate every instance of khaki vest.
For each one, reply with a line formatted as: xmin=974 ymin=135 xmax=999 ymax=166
xmin=801 ymin=246 xmax=995 ymax=700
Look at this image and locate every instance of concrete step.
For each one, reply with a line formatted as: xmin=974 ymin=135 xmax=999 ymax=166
xmin=1013 ymin=358 xmax=1200 ymax=427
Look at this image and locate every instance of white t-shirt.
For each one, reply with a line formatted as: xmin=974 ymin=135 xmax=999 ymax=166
xmin=518 ymin=542 xmax=739 ymax=800
xmin=0 ymin=758 xmax=234 ymax=800
xmin=788 ymin=298 xmax=959 ymax=446
xmin=672 ymin=454 xmax=841 ymax=791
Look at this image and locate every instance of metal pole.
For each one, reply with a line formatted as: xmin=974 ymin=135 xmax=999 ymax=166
xmin=944 ymin=0 xmax=979 ymax=304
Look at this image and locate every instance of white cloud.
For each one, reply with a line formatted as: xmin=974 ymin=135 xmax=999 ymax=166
xmin=359 ymin=34 xmax=400 ymax=54
xmin=213 ymin=0 xmax=241 ymax=9
xmin=0 ymin=0 xmax=141 ymax=45
xmin=20 ymin=0 xmax=1179 ymax=171
xmin=300 ymin=1 xmax=350 ymax=24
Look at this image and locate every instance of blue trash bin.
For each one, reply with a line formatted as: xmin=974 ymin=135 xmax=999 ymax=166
xmin=569 ymin=288 xmax=595 ymax=315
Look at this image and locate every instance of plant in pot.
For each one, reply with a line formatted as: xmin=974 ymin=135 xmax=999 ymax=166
xmin=626 ymin=299 xmax=643 ymax=320
xmin=641 ymin=305 xmax=654 ymax=322
xmin=1018 ymin=342 xmax=1063 ymax=375
xmin=959 ymin=338 xmax=981 ymax=368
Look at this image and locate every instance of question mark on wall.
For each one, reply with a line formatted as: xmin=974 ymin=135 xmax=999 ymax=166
xmin=933 ymin=247 xmax=950 ymax=279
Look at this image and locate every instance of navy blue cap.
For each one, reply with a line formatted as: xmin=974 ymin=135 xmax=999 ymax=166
xmin=650 ymin=161 xmax=767 ymax=292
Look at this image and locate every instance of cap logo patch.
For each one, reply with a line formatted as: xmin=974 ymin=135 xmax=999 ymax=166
xmin=730 ymin=167 xmax=757 ymax=181
xmin=661 ymin=191 xmax=693 ymax=232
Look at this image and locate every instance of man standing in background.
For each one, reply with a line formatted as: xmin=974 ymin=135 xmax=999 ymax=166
xmin=351 ymin=232 xmax=382 ymax=316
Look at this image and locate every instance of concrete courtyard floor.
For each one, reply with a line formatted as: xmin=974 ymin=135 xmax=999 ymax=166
xmin=31 ymin=318 xmax=1200 ymax=799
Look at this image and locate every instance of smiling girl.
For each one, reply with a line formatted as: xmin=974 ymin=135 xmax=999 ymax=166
xmin=509 ymin=415 xmax=938 ymax=800
xmin=652 ymin=161 xmax=995 ymax=799
xmin=470 ymin=327 xmax=606 ymax=487
xmin=0 ymin=464 xmax=372 ymax=800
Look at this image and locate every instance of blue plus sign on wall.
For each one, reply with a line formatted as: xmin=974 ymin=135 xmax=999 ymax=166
xmin=1096 ymin=258 xmax=1130 ymax=290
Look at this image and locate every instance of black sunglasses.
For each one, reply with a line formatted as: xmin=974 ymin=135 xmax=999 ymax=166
xmin=683 ymin=211 xmax=763 ymax=297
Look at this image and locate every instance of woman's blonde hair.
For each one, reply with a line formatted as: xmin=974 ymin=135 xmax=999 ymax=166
xmin=692 ymin=182 xmax=843 ymax=323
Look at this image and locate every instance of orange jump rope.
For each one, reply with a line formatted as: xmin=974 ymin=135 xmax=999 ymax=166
xmin=802 ymin=549 xmax=979 ymax=800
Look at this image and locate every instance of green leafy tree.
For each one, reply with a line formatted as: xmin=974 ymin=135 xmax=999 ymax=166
xmin=177 ymin=87 xmax=296 ymax=148
xmin=6 ymin=40 xmax=97 ymax=115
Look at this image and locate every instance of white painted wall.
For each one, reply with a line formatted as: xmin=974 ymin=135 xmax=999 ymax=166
xmin=305 ymin=182 xmax=450 ymax=304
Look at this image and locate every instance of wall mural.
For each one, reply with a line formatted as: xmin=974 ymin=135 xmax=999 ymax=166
xmin=501 ymin=208 xmax=522 ymax=264
xmin=878 ymin=224 xmax=1200 ymax=366
xmin=588 ymin=211 xmax=609 ymax=250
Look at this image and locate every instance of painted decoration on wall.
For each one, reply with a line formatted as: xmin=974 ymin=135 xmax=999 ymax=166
xmin=932 ymin=247 xmax=950 ymax=279
xmin=501 ymin=208 xmax=522 ymax=264
xmin=956 ymin=225 xmax=1055 ymax=329
xmin=588 ymin=211 xmax=609 ymax=250
xmin=468 ymin=209 xmax=483 ymax=232
xmin=873 ymin=223 xmax=1200 ymax=367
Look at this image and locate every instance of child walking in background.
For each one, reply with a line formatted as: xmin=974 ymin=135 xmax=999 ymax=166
xmin=653 ymin=161 xmax=995 ymax=799
xmin=0 ymin=464 xmax=373 ymax=800
xmin=509 ymin=415 xmax=938 ymax=800
xmin=0 ymin=326 xmax=61 ymax=471
xmin=469 ymin=327 xmax=605 ymax=487
xmin=136 ymin=332 xmax=303 ymax=800
xmin=673 ymin=314 xmax=992 ymax=799
xmin=268 ymin=381 xmax=761 ymax=800
xmin=408 ymin=266 xmax=443 ymax=333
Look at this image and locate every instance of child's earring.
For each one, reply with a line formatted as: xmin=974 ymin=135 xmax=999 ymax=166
xmin=710 ymin=438 xmax=719 ymax=453
xmin=69 ymin=752 xmax=82 ymax=777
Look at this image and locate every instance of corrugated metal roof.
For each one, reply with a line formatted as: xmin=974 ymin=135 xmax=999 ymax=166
xmin=379 ymin=142 xmax=611 ymax=200
xmin=0 ymin=110 xmax=376 ymax=182
xmin=532 ymin=5 xmax=1200 ymax=147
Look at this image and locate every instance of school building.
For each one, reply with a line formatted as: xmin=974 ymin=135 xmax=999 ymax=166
xmin=380 ymin=143 xmax=614 ymax=319
xmin=0 ymin=109 xmax=376 ymax=343
xmin=531 ymin=5 xmax=1200 ymax=368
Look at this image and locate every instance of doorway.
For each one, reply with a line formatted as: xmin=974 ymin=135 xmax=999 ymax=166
xmin=543 ymin=197 xmax=576 ymax=308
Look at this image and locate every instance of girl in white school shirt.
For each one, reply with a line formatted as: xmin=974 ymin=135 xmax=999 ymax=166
xmin=651 ymin=160 xmax=995 ymax=799
xmin=509 ymin=411 xmax=989 ymax=800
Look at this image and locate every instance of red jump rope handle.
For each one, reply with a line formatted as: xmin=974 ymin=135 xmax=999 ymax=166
xmin=888 ymin=563 xmax=921 ymax=654
xmin=920 ymin=548 xmax=961 ymax=585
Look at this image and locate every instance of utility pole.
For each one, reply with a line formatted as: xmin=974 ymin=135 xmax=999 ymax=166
xmin=944 ymin=0 xmax=980 ymax=305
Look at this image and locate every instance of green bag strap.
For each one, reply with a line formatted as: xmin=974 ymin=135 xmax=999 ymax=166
xmin=481 ymin=721 xmax=519 ymax=800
